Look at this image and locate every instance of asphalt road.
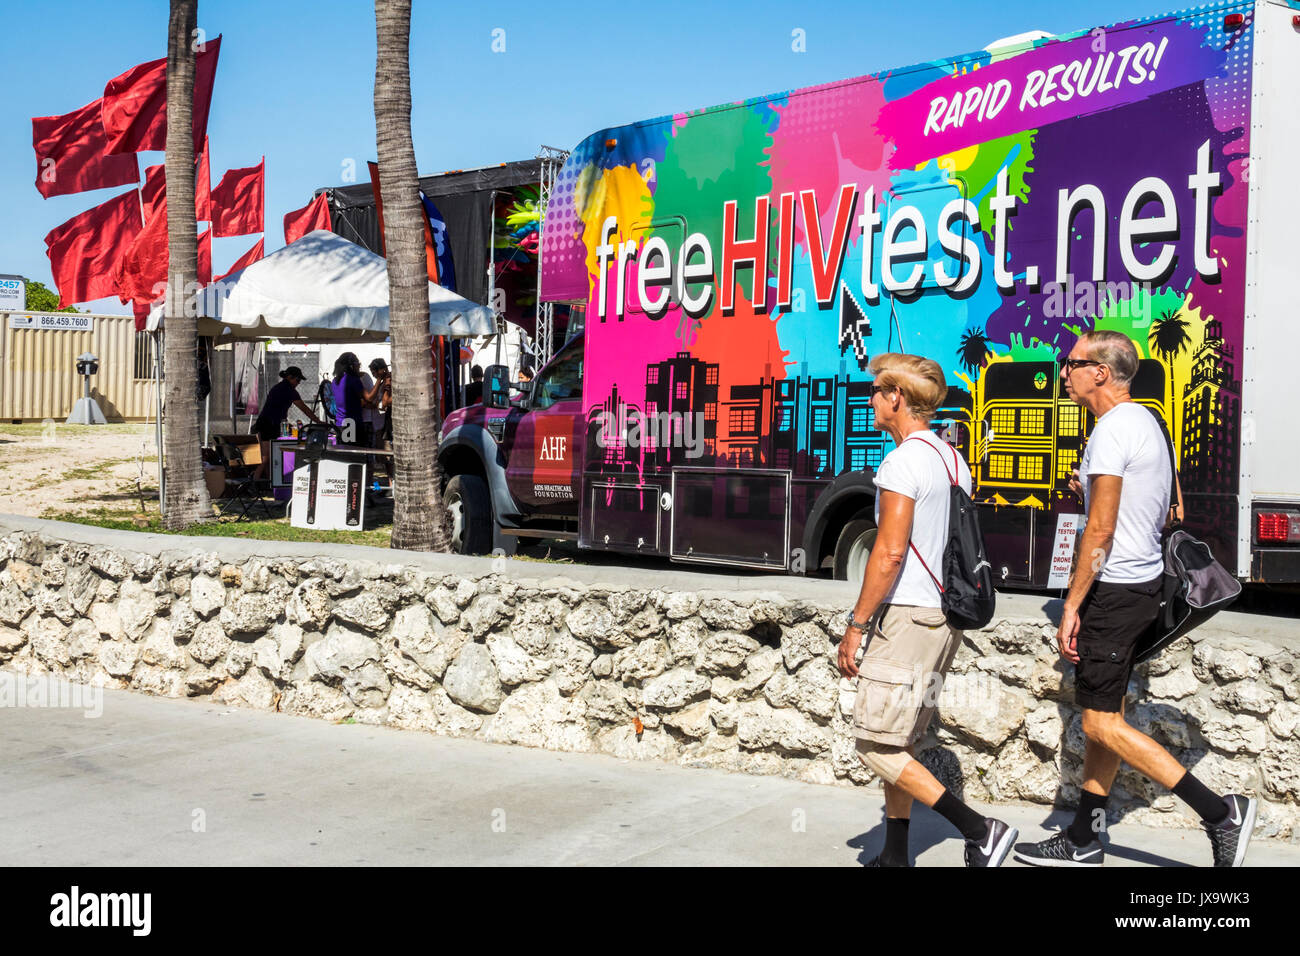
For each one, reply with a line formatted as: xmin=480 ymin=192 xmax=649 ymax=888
xmin=3 ymin=680 xmax=1297 ymax=867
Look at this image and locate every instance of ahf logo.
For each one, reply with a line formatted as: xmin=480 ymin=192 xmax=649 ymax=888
xmin=539 ymin=435 xmax=568 ymax=462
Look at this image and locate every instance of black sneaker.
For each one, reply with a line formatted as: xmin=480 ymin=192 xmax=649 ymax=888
xmin=1205 ymin=794 xmax=1257 ymax=868
xmin=1013 ymin=829 xmax=1104 ymax=867
xmin=865 ymin=855 xmax=910 ymax=868
xmin=964 ymin=818 xmax=1018 ymax=867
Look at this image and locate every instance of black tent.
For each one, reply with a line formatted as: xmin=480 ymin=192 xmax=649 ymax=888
xmin=321 ymin=159 xmax=544 ymax=308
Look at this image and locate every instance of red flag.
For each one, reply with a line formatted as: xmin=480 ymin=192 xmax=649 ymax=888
xmin=140 ymin=144 xmax=209 ymax=221
xmin=198 ymin=227 xmax=212 ymax=285
xmin=196 ymin=137 xmax=211 ymax=220
xmin=32 ymin=98 xmax=140 ymax=199
xmin=283 ymin=193 xmax=331 ymax=245
xmin=140 ymin=164 xmax=165 ymax=220
xmin=102 ymin=36 xmax=221 ymax=154
xmin=132 ymin=299 xmax=153 ymax=333
xmin=113 ymin=200 xmax=168 ymax=307
xmin=368 ymin=161 xmax=386 ymax=256
xmin=45 ymin=190 xmax=143 ymax=308
xmin=216 ymin=237 xmax=264 ymax=282
xmin=210 ymin=157 xmax=264 ymax=237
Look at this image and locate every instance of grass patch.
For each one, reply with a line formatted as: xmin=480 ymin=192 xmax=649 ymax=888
xmin=61 ymin=458 xmax=134 ymax=481
xmin=42 ymin=508 xmax=394 ymax=549
xmin=0 ymin=423 xmax=151 ymax=438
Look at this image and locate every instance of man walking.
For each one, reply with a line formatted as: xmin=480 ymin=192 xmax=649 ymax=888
xmin=1015 ymin=331 xmax=1255 ymax=867
xmin=839 ymin=353 xmax=1018 ymax=868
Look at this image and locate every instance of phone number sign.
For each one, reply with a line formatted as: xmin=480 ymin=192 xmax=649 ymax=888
xmin=0 ymin=277 xmax=23 ymax=311
xmin=7 ymin=312 xmax=94 ymax=332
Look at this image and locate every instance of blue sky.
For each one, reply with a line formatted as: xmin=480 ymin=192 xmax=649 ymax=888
xmin=2 ymin=0 xmax=1178 ymax=313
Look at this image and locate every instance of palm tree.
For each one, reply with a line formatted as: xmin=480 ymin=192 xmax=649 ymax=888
xmin=374 ymin=0 xmax=450 ymax=551
xmin=1149 ymin=306 xmax=1193 ymax=426
xmin=957 ymin=328 xmax=993 ymax=376
xmin=162 ymin=0 xmax=212 ymax=529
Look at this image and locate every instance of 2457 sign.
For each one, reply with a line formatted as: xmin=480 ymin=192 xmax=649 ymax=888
xmin=0 ymin=276 xmax=23 ymax=312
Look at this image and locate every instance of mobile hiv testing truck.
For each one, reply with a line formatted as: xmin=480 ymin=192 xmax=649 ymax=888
xmin=440 ymin=0 xmax=1300 ymax=588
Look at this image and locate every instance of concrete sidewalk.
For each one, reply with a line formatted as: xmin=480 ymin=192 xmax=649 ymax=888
xmin=2 ymin=682 xmax=1296 ymax=867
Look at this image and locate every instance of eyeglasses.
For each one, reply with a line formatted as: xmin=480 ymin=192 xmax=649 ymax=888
xmin=1062 ymin=358 xmax=1102 ymax=371
xmin=865 ymin=382 xmax=893 ymax=398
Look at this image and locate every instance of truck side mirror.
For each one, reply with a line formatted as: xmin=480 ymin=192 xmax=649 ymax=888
xmin=484 ymin=365 xmax=512 ymax=409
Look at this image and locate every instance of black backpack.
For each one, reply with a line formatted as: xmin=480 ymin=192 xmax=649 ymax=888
xmin=903 ymin=436 xmax=997 ymax=630
xmin=1133 ymin=409 xmax=1241 ymax=663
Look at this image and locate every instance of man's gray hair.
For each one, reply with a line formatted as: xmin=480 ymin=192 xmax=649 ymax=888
xmin=1079 ymin=330 xmax=1139 ymax=386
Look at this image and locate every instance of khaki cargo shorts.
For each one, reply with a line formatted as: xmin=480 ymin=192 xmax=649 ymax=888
xmin=852 ymin=604 xmax=963 ymax=747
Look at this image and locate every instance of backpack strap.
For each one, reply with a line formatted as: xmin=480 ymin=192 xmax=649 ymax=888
xmin=1143 ymin=405 xmax=1181 ymax=523
xmin=900 ymin=434 xmax=959 ymax=593
xmin=902 ymin=434 xmax=959 ymax=486
xmin=908 ymin=540 xmax=944 ymax=593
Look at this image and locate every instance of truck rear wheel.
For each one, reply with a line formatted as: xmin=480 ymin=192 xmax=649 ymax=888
xmin=833 ymin=519 xmax=877 ymax=583
xmin=445 ymin=474 xmax=492 ymax=555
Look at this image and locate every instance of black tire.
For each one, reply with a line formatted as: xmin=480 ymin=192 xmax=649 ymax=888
xmin=832 ymin=519 xmax=878 ymax=582
xmin=445 ymin=474 xmax=493 ymax=555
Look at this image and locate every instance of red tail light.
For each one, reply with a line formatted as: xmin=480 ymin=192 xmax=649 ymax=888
xmin=1257 ymin=512 xmax=1299 ymax=543
xmin=1224 ymin=13 xmax=1245 ymax=29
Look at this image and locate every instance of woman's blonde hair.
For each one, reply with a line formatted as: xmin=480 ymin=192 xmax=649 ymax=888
xmin=867 ymin=352 xmax=947 ymax=420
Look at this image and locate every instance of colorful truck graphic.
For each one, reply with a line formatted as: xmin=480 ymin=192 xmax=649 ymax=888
xmin=441 ymin=0 xmax=1300 ymax=585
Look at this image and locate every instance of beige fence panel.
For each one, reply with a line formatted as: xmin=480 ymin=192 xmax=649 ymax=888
xmin=0 ymin=313 xmax=154 ymax=422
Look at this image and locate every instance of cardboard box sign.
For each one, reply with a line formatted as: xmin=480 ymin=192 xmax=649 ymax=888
xmin=215 ymin=434 xmax=263 ymax=467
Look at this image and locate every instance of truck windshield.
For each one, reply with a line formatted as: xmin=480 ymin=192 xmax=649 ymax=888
xmin=530 ymin=346 xmax=584 ymax=410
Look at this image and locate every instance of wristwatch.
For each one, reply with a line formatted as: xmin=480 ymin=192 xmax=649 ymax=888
xmin=844 ymin=609 xmax=873 ymax=631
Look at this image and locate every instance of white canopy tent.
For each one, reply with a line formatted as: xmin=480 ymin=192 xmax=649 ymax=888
xmin=147 ymin=230 xmax=495 ymax=340
xmin=146 ymin=230 xmax=495 ymax=514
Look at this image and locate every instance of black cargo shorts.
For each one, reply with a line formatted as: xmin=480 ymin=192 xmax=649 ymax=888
xmin=1074 ymin=575 xmax=1163 ymax=712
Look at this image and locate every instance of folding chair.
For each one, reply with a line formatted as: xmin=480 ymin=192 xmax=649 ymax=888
xmin=215 ymin=439 xmax=273 ymax=521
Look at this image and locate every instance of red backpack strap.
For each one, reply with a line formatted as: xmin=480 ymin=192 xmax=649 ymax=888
xmin=908 ymin=540 xmax=944 ymax=593
xmin=899 ymin=434 xmax=956 ymax=593
xmin=902 ymin=434 xmax=958 ymax=486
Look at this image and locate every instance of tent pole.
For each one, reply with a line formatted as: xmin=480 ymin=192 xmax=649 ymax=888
xmin=202 ymin=339 xmax=211 ymax=446
xmin=154 ymin=330 xmax=165 ymax=516
xmin=488 ymin=189 xmax=503 ymax=367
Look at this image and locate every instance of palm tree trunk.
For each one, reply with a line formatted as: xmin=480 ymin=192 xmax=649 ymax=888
xmin=162 ymin=0 xmax=211 ymax=528
xmin=375 ymin=0 xmax=450 ymax=551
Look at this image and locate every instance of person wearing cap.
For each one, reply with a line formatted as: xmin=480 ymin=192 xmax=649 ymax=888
xmin=251 ymin=366 xmax=321 ymax=479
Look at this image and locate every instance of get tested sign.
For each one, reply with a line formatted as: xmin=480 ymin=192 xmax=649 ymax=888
xmin=0 ymin=276 xmax=24 ymax=312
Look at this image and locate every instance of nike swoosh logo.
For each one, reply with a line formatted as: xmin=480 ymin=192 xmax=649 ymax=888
xmin=980 ymin=826 xmax=999 ymax=855
xmin=1226 ymin=802 xmax=1242 ymax=827
xmin=1073 ymin=848 xmax=1102 ymax=861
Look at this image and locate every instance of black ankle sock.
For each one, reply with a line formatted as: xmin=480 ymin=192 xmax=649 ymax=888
xmin=1068 ymin=790 xmax=1109 ymax=845
xmin=880 ymin=817 xmax=910 ymax=866
xmin=933 ymin=790 xmax=988 ymax=842
xmin=1172 ymin=771 xmax=1229 ymax=824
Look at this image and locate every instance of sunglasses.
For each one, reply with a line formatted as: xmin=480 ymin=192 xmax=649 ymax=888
xmin=865 ymin=382 xmax=893 ymax=398
xmin=1062 ymin=358 xmax=1102 ymax=371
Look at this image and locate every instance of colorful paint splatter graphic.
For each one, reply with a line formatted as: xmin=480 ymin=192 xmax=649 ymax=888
xmin=541 ymin=1 xmax=1255 ymax=574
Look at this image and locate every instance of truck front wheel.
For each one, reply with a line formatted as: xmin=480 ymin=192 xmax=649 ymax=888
xmin=445 ymin=474 xmax=493 ymax=555
xmin=832 ymin=519 xmax=877 ymax=583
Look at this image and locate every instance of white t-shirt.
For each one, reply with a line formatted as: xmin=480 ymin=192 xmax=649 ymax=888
xmin=1079 ymin=401 xmax=1171 ymax=584
xmin=873 ymin=429 xmax=972 ymax=608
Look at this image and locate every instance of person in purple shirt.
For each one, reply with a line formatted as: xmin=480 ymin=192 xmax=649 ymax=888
xmin=332 ymin=353 xmax=366 ymax=443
